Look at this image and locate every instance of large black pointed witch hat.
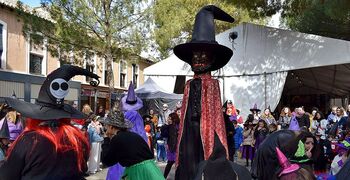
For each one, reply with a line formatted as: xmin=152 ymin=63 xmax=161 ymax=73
xmin=174 ymin=5 xmax=234 ymax=72
xmin=0 ymin=118 xmax=10 ymax=139
xmin=1 ymin=65 xmax=100 ymax=120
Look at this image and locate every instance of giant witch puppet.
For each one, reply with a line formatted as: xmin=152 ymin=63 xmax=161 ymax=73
xmin=174 ymin=5 xmax=235 ymax=180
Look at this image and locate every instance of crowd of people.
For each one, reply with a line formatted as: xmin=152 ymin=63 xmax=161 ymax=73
xmin=1 ymin=5 xmax=350 ymax=180
xmin=223 ymin=101 xmax=350 ymax=179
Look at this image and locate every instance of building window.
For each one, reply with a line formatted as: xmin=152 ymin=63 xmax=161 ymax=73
xmin=28 ymin=34 xmax=46 ymax=75
xmin=104 ymin=59 xmax=109 ymax=85
xmin=85 ymin=52 xmax=96 ymax=82
xmin=29 ymin=54 xmax=43 ymax=74
xmin=132 ymin=64 xmax=139 ymax=88
xmin=120 ymin=60 xmax=127 ymax=88
xmin=0 ymin=21 xmax=7 ymax=69
xmin=85 ymin=62 xmax=95 ymax=82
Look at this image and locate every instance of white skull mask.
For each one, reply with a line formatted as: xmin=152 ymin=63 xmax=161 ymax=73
xmin=50 ymin=78 xmax=69 ymax=99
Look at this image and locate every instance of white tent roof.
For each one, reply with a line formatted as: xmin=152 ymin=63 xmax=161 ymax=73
xmin=144 ymin=55 xmax=192 ymax=76
xmin=136 ymin=77 xmax=168 ymax=93
xmin=145 ymin=23 xmax=350 ymax=77
xmin=144 ymin=23 xmax=350 ymax=117
xmin=135 ymin=78 xmax=183 ymax=100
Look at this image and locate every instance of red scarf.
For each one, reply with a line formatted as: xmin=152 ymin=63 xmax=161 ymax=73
xmin=176 ymin=73 xmax=228 ymax=165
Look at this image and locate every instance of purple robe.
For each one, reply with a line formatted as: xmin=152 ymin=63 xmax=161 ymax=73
xmin=124 ymin=110 xmax=148 ymax=142
xmin=106 ymin=110 xmax=148 ymax=180
xmin=0 ymin=118 xmax=23 ymax=141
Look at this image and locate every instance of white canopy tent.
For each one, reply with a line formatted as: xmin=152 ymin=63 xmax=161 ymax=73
xmin=135 ymin=78 xmax=183 ymax=100
xmin=144 ymin=23 xmax=350 ymax=117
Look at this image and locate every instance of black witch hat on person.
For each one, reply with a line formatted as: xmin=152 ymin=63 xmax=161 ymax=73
xmin=102 ymin=110 xmax=133 ymax=129
xmin=0 ymin=118 xmax=10 ymax=139
xmin=250 ymin=103 xmax=261 ymax=112
xmin=173 ymin=5 xmax=235 ymax=72
xmin=0 ymin=65 xmax=100 ymax=120
xmin=194 ymin=134 xmax=251 ymax=180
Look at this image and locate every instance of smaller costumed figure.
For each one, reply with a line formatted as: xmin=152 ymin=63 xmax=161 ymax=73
xmin=106 ymin=81 xmax=147 ymax=180
xmin=101 ymin=110 xmax=164 ymax=180
xmin=247 ymin=104 xmax=261 ymax=125
xmin=0 ymin=65 xmax=100 ymax=179
xmin=222 ymin=100 xmax=236 ymax=161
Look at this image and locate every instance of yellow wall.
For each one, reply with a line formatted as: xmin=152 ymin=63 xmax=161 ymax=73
xmin=0 ymin=7 xmax=27 ymax=72
xmin=138 ymin=60 xmax=150 ymax=85
xmin=0 ymin=6 xmax=61 ymax=75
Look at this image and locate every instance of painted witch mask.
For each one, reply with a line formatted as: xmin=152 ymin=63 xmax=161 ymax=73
xmin=191 ymin=51 xmax=214 ymax=73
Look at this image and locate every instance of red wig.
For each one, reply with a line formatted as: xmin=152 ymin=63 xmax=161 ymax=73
xmin=7 ymin=118 xmax=89 ymax=172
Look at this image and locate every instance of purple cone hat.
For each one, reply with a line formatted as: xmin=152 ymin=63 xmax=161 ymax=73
xmin=288 ymin=116 xmax=300 ymax=131
xmin=121 ymin=81 xmax=143 ymax=111
xmin=276 ymin=147 xmax=300 ymax=177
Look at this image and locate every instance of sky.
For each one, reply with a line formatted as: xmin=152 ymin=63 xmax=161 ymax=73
xmin=21 ymin=0 xmax=42 ymax=7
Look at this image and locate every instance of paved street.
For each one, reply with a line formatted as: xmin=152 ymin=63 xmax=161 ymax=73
xmin=87 ymin=158 xmax=248 ymax=180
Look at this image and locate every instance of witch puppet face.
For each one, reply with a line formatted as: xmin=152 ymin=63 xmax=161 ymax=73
xmin=191 ymin=51 xmax=214 ymax=73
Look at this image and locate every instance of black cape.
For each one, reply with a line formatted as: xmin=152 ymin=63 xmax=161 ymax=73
xmin=175 ymin=79 xmax=204 ymax=180
xmin=0 ymin=131 xmax=88 ymax=180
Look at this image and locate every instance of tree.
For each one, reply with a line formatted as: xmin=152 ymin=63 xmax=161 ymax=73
xmin=17 ymin=0 xmax=153 ymax=91
xmin=153 ymin=0 xmax=267 ymax=58
xmin=231 ymin=0 xmax=350 ymax=41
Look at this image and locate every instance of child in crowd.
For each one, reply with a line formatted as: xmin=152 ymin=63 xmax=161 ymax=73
xmin=233 ymin=120 xmax=243 ymax=161
xmin=241 ymin=120 xmax=255 ymax=167
xmin=145 ymin=124 xmax=153 ymax=149
xmin=254 ymin=120 xmax=268 ymax=150
xmin=155 ymin=126 xmax=166 ymax=162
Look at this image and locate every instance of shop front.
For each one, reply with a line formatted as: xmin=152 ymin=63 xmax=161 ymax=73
xmin=80 ymin=84 xmax=125 ymax=114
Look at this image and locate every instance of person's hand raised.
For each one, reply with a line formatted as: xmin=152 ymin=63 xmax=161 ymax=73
xmin=306 ymin=147 xmax=313 ymax=158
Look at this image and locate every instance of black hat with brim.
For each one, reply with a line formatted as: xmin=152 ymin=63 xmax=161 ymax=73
xmin=193 ymin=133 xmax=251 ymax=180
xmin=1 ymin=97 xmax=86 ymax=120
xmin=102 ymin=111 xmax=133 ymax=129
xmin=250 ymin=108 xmax=261 ymax=112
xmin=174 ymin=42 xmax=233 ymax=72
xmin=174 ymin=5 xmax=234 ymax=72
xmin=0 ymin=65 xmax=99 ymax=121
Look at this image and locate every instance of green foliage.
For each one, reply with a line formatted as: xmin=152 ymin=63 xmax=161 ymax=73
xmin=283 ymin=0 xmax=350 ymax=41
xmin=153 ymin=0 xmax=266 ymax=58
xmin=231 ymin=0 xmax=350 ymax=41
xmin=17 ymin=0 xmax=153 ymax=90
xmin=232 ymin=0 xmax=282 ymax=18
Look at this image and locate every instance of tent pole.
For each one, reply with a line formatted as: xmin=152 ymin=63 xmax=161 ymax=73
xmin=222 ymin=76 xmax=226 ymax=102
xmin=264 ymin=72 xmax=267 ymax=109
